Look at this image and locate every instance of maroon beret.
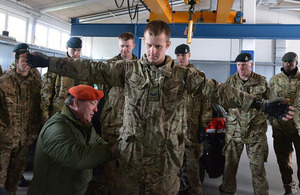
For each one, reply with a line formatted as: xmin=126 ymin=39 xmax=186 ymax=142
xmin=69 ymin=85 xmax=104 ymax=100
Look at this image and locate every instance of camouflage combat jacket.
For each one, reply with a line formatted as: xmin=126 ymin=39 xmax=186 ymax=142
xmin=40 ymin=52 xmax=92 ymax=124
xmin=269 ymin=68 xmax=300 ymax=134
xmin=100 ymin=54 xmax=138 ymax=139
xmin=181 ymin=64 xmax=212 ymax=146
xmin=0 ymin=67 xmax=42 ymax=148
xmin=47 ymin=53 xmax=255 ymax=193
xmin=224 ymin=72 xmax=270 ymax=143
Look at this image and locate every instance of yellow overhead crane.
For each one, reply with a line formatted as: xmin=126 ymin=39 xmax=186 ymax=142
xmin=143 ymin=0 xmax=243 ymax=43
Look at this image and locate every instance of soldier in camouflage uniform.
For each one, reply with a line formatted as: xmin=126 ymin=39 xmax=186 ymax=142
xmin=0 ymin=49 xmax=42 ymax=194
xmin=11 ymin=43 xmax=41 ymax=187
xmin=25 ymin=20 xmax=294 ymax=194
xmin=40 ymin=37 xmax=93 ymax=124
xmin=96 ymin=32 xmax=138 ymax=193
xmin=219 ymin=53 xmax=270 ymax=195
xmin=269 ymin=52 xmax=300 ymax=195
xmin=175 ymin=44 xmax=212 ymax=195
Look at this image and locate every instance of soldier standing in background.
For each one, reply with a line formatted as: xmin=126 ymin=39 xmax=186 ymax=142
xmin=11 ymin=43 xmax=42 ymax=187
xmin=269 ymin=52 xmax=300 ymax=195
xmin=219 ymin=53 xmax=270 ymax=195
xmin=94 ymin=32 xmax=139 ymax=193
xmin=24 ymin=20 xmax=294 ymax=194
xmin=0 ymin=49 xmax=42 ymax=195
xmin=175 ymin=44 xmax=212 ymax=195
xmin=40 ymin=37 xmax=94 ymax=124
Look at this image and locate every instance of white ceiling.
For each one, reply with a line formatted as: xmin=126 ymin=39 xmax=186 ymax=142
xmin=8 ymin=0 xmax=300 ymax=24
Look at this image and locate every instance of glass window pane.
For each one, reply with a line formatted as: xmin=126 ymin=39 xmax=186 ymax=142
xmin=35 ymin=24 xmax=48 ymax=47
xmin=48 ymin=28 xmax=60 ymax=50
xmin=7 ymin=15 xmax=26 ymax=42
xmin=60 ymin=32 xmax=69 ymax=51
xmin=0 ymin=12 xmax=5 ymax=33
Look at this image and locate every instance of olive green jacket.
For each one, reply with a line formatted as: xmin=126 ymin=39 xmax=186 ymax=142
xmin=28 ymin=105 xmax=112 ymax=195
xmin=269 ymin=68 xmax=300 ymax=135
xmin=46 ymin=53 xmax=255 ymax=193
xmin=225 ymin=72 xmax=270 ymax=143
xmin=0 ymin=67 xmax=42 ymax=148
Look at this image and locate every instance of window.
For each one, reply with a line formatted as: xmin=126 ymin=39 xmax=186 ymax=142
xmin=7 ymin=15 xmax=26 ymax=42
xmin=35 ymin=23 xmax=48 ymax=47
xmin=48 ymin=28 xmax=61 ymax=50
xmin=61 ymin=32 xmax=69 ymax=51
xmin=0 ymin=12 xmax=5 ymax=33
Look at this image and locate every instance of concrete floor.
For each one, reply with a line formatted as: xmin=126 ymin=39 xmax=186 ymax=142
xmin=16 ymin=125 xmax=298 ymax=195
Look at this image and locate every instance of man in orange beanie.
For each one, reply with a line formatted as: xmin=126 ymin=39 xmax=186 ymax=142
xmin=28 ymin=85 xmax=117 ymax=195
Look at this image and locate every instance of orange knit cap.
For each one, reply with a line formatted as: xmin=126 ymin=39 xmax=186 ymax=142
xmin=69 ymin=85 xmax=104 ymax=100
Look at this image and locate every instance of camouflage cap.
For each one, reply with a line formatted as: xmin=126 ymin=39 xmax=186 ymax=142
xmin=67 ymin=37 xmax=82 ymax=48
xmin=69 ymin=85 xmax=104 ymax=101
xmin=235 ymin=53 xmax=252 ymax=62
xmin=175 ymin=44 xmax=190 ymax=54
xmin=13 ymin=43 xmax=29 ymax=52
xmin=282 ymin=52 xmax=298 ymax=62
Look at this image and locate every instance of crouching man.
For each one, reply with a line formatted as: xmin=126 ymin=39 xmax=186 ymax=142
xmin=28 ymin=85 xmax=117 ymax=195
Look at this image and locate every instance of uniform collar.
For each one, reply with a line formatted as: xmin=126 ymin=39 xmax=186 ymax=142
xmin=140 ymin=54 xmax=173 ymax=77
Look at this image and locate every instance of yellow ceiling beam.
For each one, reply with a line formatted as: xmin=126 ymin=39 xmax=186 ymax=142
xmin=149 ymin=11 xmax=239 ymax=24
xmin=216 ymin=0 xmax=235 ymax=23
xmin=143 ymin=0 xmax=173 ymax=23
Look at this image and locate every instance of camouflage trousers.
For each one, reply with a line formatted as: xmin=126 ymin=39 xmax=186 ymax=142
xmin=185 ymin=143 xmax=203 ymax=195
xmin=0 ymin=146 xmax=29 ymax=194
xmin=272 ymin=128 xmax=300 ymax=191
xmin=219 ymin=137 xmax=269 ymax=195
xmin=113 ymin=164 xmax=180 ymax=195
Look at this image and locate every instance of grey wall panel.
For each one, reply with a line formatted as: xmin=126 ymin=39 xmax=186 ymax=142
xmin=193 ymin=62 xmax=231 ymax=83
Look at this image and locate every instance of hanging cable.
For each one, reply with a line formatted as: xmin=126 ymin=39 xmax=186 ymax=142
xmin=115 ymin=0 xmax=125 ymax=8
xmin=127 ymin=0 xmax=138 ymax=21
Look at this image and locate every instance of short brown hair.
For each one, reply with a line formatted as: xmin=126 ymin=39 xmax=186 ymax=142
xmin=144 ymin=20 xmax=171 ymax=41
xmin=119 ymin=32 xmax=134 ymax=41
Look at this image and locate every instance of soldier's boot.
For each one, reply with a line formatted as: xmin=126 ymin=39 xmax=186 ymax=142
xmin=284 ymin=184 xmax=298 ymax=195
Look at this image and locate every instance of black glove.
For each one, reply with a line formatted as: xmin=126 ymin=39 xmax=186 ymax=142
xmin=252 ymin=98 xmax=290 ymax=119
xmin=27 ymin=52 xmax=49 ymax=68
xmin=198 ymin=125 xmax=207 ymax=143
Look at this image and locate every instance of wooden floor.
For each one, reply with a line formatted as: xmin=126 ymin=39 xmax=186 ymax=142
xmin=17 ymin=125 xmax=298 ymax=195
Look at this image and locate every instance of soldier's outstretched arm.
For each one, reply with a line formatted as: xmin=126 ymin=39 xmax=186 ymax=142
xmin=194 ymin=77 xmax=294 ymax=121
xmin=23 ymin=52 xmax=126 ymax=87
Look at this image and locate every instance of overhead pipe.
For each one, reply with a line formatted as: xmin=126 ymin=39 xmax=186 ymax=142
xmin=39 ymin=0 xmax=102 ymax=13
xmin=269 ymin=6 xmax=300 ymax=10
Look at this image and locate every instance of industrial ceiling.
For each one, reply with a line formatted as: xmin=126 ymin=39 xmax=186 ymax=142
xmin=4 ymin=0 xmax=300 ymax=25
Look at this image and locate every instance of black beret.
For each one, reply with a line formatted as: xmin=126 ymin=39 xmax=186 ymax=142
xmin=67 ymin=37 xmax=82 ymax=48
xmin=13 ymin=43 xmax=29 ymax=52
xmin=282 ymin=52 xmax=298 ymax=62
xmin=175 ymin=44 xmax=190 ymax=54
xmin=235 ymin=53 xmax=252 ymax=62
